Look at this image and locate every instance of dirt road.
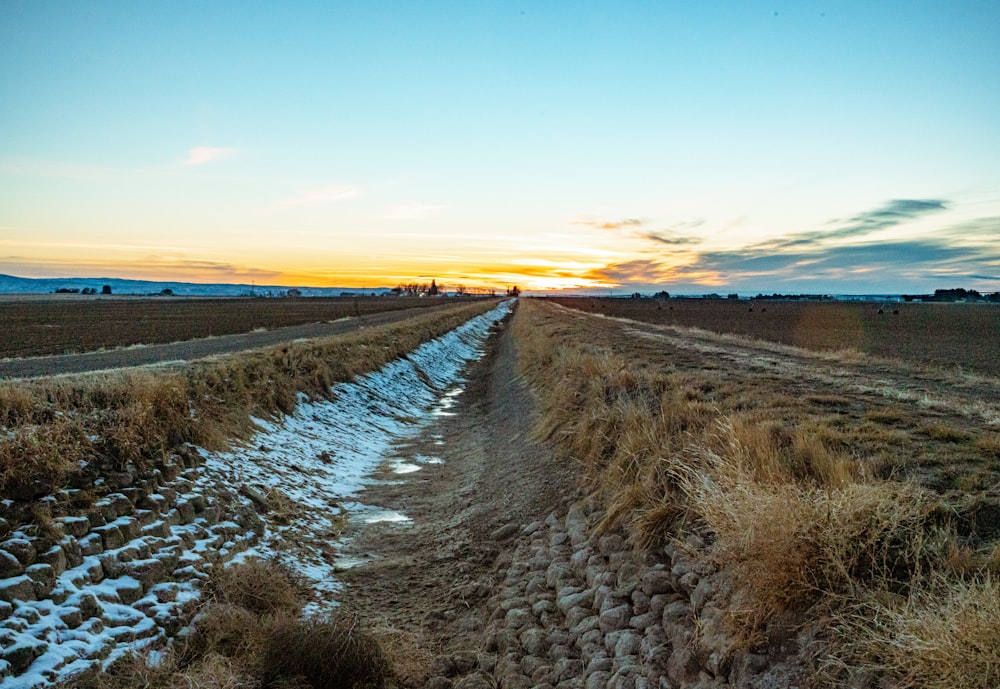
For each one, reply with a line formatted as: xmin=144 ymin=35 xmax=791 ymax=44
xmin=0 ymin=303 xmax=471 ymax=380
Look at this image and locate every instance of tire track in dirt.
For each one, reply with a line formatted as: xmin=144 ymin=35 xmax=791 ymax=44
xmin=617 ymin=319 xmax=1000 ymax=427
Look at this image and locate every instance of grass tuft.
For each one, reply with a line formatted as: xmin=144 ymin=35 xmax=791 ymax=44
xmin=262 ymin=614 xmax=393 ymax=689
xmin=206 ymin=557 xmax=305 ymax=618
xmin=828 ymin=574 xmax=1000 ymax=689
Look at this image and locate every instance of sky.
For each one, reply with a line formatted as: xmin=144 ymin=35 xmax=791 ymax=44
xmin=1 ymin=1 xmax=998 ymax=295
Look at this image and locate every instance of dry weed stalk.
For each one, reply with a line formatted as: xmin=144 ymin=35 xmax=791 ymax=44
xmin=826 ymin=574 xmax=1000 ymax=689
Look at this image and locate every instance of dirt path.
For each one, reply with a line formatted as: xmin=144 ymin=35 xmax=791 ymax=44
xmin=547 ymin=306 xmax=1000 ymax=427
xmin=335 ymin=308 xmax=580 ymax=678
xmin=0 ymin=303 xmax=469 ymax=380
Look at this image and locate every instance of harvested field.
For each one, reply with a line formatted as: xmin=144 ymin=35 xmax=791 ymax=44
xmin=0 ymin=296 xmax=457 ymax=358
xmin=547 ymin=296 xmax=1000 ymax=377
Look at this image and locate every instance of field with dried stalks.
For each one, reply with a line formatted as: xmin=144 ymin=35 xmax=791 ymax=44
xmin=514 ymin=298 xmax=1000 ymax=688
xmin=0 ymin=295 xmax=452 ymax=358
xmin=547 ymin=296 xmax=1000 ymax=377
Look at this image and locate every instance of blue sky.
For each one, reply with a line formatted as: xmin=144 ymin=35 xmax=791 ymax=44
xmin=1 ymin=0 xmax=998 ymax=293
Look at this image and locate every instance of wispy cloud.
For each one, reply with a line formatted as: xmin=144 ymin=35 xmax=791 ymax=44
xmin=641 ymin=231 xmax=703 ymax=247
xmin=276 ymin=185 xmax=363 ymax=207
xmin=669 ymin=237 xmax=996 ymax=292
xmin=183 ymin=146 xmax=237 ymax=166
xmin=568 ymin=210 xmax=1000 ymax=293
xmin=759 ymin=198 xmax=950 ymax=252
xmin=0 ymin=255 xmax=283 ymax=284
xmin=381 ymin=203 xmax=450 ymax=219
xmin=573 ymin=218 xmax=644 ymax=230
xmin=836 ymin=198 xmax=947 ymax=232
xmin=582 ymin=259 xmax=723 ymax=286
xmin=577 ymin=216 xmax=705 ymax=248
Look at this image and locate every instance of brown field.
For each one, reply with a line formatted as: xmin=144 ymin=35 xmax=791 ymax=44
xmin=0 ymin=296 xmax=458 ymax=358
xmin=546 ymin=296 xmax=1000 ymax=377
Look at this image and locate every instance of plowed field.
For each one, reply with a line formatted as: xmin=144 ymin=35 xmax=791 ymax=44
xmin=0 ymin=296 xmax=459 ymax=358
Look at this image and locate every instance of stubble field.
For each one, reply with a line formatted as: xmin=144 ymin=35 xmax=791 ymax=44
xmin=546 ymin=296 xmax=1000 ymax=377
xmin=0 ymin=296 xmax=449 ymax=358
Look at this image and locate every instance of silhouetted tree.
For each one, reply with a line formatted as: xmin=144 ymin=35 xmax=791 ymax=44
xmin=101 ymin=285 xmax=112 ymax=295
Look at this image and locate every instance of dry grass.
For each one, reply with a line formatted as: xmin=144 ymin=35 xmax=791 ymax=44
xmin=0 ymin=300 xmax=497 ymax=502
xmin=975 ymin=434 xmax=1000 ymax=458
xmin=827 ymin=574 xmax=1000 ymax=689
xmin=513 ymin=299 xmax=999 ymax=685
xmin=918 ymin=421 xmax=972 ymax=443
xmin=66 ymin=557 xmax=304 ymax=688
xmin=262 ymin=614 xmax=393 ymax=689
xmin=205 ymin=558 xmax=305 ymax=618
xmin=367 ymin=623 xmax=433 ymax=687
xmin=64 ymin=558 xmax=393 ymax=689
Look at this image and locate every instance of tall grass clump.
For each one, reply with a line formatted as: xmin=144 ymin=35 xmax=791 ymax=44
xmin=827 ymin=574 xmax=1000 ymax=689
xmin=0 ymin=300 xmax=498 ymax=502
xmin=67 ymin=558 xmax=394 ymax=689
xmin=262 ymin=614 xmax=393 ymax=689
xmin=513 ymin=299 xmax=996 ymax=684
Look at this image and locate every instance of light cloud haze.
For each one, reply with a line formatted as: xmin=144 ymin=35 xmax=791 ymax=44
xmin=0 ymin=1 xmax=998 ymax=293
xmin=183 ymin=147 xmax=237 ymax=166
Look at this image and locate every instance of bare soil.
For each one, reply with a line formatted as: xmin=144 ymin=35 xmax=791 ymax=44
xmin=548 ymin=296 xmax=1000 ymax=377
xmin=0 ymin=296 xmax=463 ymax=359
xmin=0 ymin=302 xmax=478 ymax=379
xmin=335 ymin=309 xmax=581 ymax=667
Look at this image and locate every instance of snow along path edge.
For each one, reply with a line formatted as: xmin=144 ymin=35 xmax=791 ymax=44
xmin=198 ymin=298 xmax=515 ymax=612
xmin=0 ymin=300 xmax=513 ymax=688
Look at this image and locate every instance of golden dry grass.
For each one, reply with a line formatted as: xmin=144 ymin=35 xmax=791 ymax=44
xmin=827 ymin=574 xmax=1000 ymax=689
xmin=513 ymin=299 xmax=1000 ymax=686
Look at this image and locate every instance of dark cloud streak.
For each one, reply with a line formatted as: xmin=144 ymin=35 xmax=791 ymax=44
xmin=742 ymin=198 xmax=951 ymax=254
xmin=641 ymin=232 xmax=703 ymax=246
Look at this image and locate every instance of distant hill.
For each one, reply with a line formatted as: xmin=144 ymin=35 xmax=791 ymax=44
xmin=0 ymin=274 xmax=391 ymax=297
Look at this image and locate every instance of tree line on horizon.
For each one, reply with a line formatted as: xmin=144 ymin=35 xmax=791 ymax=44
xmin=391 ymin=279 xmax=518 ymax=298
